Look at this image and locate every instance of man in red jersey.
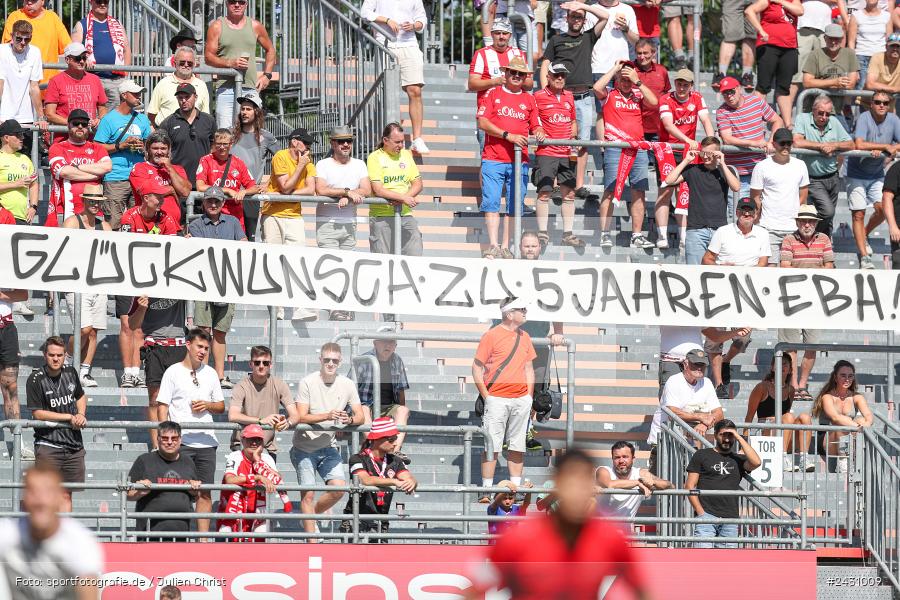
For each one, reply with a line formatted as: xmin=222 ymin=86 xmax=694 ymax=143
xmin=47 ymin=109 xmax=111 ymax=227
xmin=533 ymin=63 xmax=582 ymax=251
xmin=465 ymin=448 xmax=652 ymax=600
xmin=119 ymin=180 xmax=180 ymax=235
xmin=477 ymin=57 xmax=545 ymax=259
xmin=129 ymin=129 xmax=191 ymax=226
xmin=196 ymin=128 xmax=261 ymax=230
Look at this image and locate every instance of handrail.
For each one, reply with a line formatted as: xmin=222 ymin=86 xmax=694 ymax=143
xmin=532 ymin=137 xmax=884 ymax=158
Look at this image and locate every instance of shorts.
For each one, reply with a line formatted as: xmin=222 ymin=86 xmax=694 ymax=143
xmin=180 ymin=445 xmax=217 ymax=484
xmin=261 ymin=214 xmax=305 ymax=246
xmin=482 ymin=394 xmax=532 ymax=455
xmin=721 ymin=0 xmax=755 ymax=42
xmin=143 ymin=345 xmax=187 ymax=388
xmin=35 ymin=445 xmax=86 ymax=484
xmin=603 ymin=147 xmax=650 ymax=192
xmin=574 ymin=93 xmax=595 ymax=142
xmin=65 ymin=293 xmax=108 ymax=331
xmin=395 ymin=46 xmax=425 ymax=88
xmin=778 ymin=328 xmax=821 ymax=345
xmin=794 ymin=28 xmax=824 ymax=84
xmin=756 ymin=45 xmax=798 ymax=97
xmin=380 ymin=403 xmax=405 ymax=418
xmin=847 ymin=177 xmax=884 ymax=210
xmin=115 ymin=295 xmax=134 ymax=318
xmin=767 ymin=229 xmax=792 ymax=265
xmin=0 ymin=324 xmax=20 ymax=367
xmin=316 ymin=221 xmax=357 ymax=250
xmin=290 ymin=446 xmax=346 ymax=485
xmin=535 ymin=0 xmax=550 ymax=24
xmin=194 ymin=302 xmax=235 ymax=333
xmin=703 ymin=329 xmax=752 ymax=354
xmin=534 ymin=155 xmax=576 ymax=192
xmin=481 ymin=160 xmax=530 ymax=214
xmin=102 ymin=179 xmax=134 ymax=230
xmin=662 ymin=4 xmax=689 ymax=18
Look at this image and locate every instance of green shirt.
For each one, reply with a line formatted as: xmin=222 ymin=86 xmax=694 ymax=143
xmin=0 ymin=150 xmax=34 ymax=220
xmin=802 ymin=48 xmax=860 ymax=112
xmin=793 ymin=112 xmax=851 ymax=177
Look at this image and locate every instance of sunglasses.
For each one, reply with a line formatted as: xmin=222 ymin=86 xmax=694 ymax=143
xmin=507 ymin=70 xmax=526 ymax=78
xmin=252 ymin=359 xmax=271 ymax=366
xmin=335 ymin=139 xmax=353 ymax=145
xmin=776 ymin=141 xmax=793 ymax=146
xmin=70 ymin=121 xmax=90 ymax=128
xmin=321 ymin=357 xmax=341 ymax=364
xmin=70 ymin=54 xmax=88 ymax=63
xmin=722 ymin=89 xmax=737 ymax=97
xmin=176 ymin=60 xmax=194 ymax=67
xmin=549 ymin=72 xmax=566 ymax=79
xmin=84 ymin=199 xmax=103 ymax=205
xmin=228 ymin=0 xmax=247 ymax=4
xmin=384 ymin=435 xmax=398 ymax=443
xmin=159 ymin=435 xmax=181 ymax=442
xmin=13 ymin=35 xmax=31 ymax=43
xmin=191 ymin=370 xmax=199 ymax=387
xmin=244 ymin=437 xmax=264 ymax=444
xmin=797 ymin=219 xmax=817 ymax=224
xmin=873 ymin=99 xmax=891 ymax=106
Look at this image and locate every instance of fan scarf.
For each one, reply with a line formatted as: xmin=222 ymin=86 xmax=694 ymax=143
xmin=611 ymin=140 xmax=691 ymax=215
xmin=217 ymin=454 xmax=292 ymax=542
xmin=84 ymin=16 xmax=127 ymax=77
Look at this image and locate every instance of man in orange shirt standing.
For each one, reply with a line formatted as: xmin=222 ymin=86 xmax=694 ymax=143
xmin=472 ymin=296 xmax=537 ymax=503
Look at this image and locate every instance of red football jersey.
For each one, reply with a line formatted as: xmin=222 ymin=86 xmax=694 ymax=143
xmin=477 ymin=86 xmax=541 ymax=163
xmin=119 ymin=205 xmax=180 ymax=235
xmin=196 ymin=153 xmax=255 ymax=226
xmin=129 ymin=161 xmax=188 ymax=226
xmin=603 ymin=89 xmax=645 ymax=141
xmin=0 ymin=207 xmax=15 ymax=225
xmin=469 ymin=45 xmax=526 ymax=110
xmin=658 ymin=91 xmax=709 ymax=143
xmin=534 ymin=87 xmax=577 ymax=158
xmin=47 ymin=140 xmax=110 ymax=227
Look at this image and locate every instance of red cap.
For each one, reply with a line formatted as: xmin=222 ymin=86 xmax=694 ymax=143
xmin=140 ymin=180 xmax=170 ymax=197
xmin=367 ymin=417 xmax=399 ymax=440
xmin=718 ymin=76 xmax=740 ymax=92
xmin=241 ymin=424 xmax=265 ymax=439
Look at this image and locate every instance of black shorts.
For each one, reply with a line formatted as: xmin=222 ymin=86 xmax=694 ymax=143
xmin=180 ymin=445 xmax=217 ymax=484
xmin=35 ymin=445 xmax=86 ymax=484
xmin=756 ymin=45 xmax=798 ymax=97
xmin=142 ymin=345 xmax=187 ymax=388
xmin=533 ymin=155 xmax=576 ymax=192
xmin=0 ymin=324 xmax=20 ymax=368
xmin=115 ymin=295 xmax=134 ymax=318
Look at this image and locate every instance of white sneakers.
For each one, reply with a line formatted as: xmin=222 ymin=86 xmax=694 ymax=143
xmin=12 ymin=302 xmax=33 ymax=316
xmin=410 ymin=137 xmax=430 ymax=154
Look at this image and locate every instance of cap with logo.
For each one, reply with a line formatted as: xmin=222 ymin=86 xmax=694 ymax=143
xmin=237 ymin=88 xmax=263 ymax=109
xmin=202 ymin=186 xmax=226 ymax=202
xmin=289 ymin=127 xmax=314 ymax=145
xmin=718 ymin=76 xmax=740 ymax=91
xmin=547 ymin=63 xmax=570 ymax=75
xmin=685 ymin=348 xmax=709 ymax=366
xmin=64 ymin=42 xmax=87 ymax=58
xmin=174 ymin=82 xmax=197 ymax=97
xmin=674 ymin=68 xmax=694 ymax=82
xmin=491 ymin=18 xmax=513 ymax=33
xmin=241 ymin=423 xmax=265 ymax=439
xmin=67 ymin=109 xmax=91 ymax=123
xmin=736 ymin=197 xmax=757 ymax=212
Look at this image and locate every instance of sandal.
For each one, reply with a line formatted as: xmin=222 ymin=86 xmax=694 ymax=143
xmin=794 ymin=387 xmax=813 ymax=401
xmin=482 ymin=246 xmax=501 ymax=259
xmin=561 ymin=232 xmax=586 ymax=248
xmin=537 ymin=231 xmax=550 ymax=251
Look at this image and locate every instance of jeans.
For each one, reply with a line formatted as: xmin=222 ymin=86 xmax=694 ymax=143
xmin=694 ymin=512 xmax=739 ymax=548
xmin=857 ymin=55 xmax=871 ymax=90
xmin=685 ymin=227 xmax=715 ymax=265
xmin=573 ymin=93 xmax=598 ymax=177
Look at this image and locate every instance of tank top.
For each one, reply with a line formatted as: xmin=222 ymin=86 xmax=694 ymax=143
xmin=215 ymin=16 xmax=258 ymax=89
xmin=76 ymin=214 xmax=104 ymax=230
xmin=854 ymin=9 xmax=890 ymax=57
xmin=817 ymin=394 xmax=859 ymax=425
xmin=758 ymin=0 xmax=800 ymax=48
xmin=756 ymin=391 xmax=793 ymax=419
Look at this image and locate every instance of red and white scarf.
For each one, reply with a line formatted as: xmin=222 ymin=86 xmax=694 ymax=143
xmin=84 ymin=15 xmax=127 ymax=77
xmin=217 ymin=455 xmax=292 ymax=542
xmin=610 ymin=137 xmax=692 ymax=215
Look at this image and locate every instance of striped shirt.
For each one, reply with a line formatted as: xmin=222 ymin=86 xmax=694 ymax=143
xmin=716 ymin=95 xmax=776 ymax=175
xmin=780 ymin=232 xmax=834 ymax=267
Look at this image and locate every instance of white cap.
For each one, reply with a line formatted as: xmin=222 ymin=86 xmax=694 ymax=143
xmin=118 ymin=79 xmax=146 ymax=95
xmin=63 ymin=42 xmax=87 ymax=58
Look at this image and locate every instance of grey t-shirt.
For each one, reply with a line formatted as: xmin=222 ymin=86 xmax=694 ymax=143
xmin=802 ymin=48 xmax=860 ymax=112
xmin=232 ymin=129 xmax=280 ymax=219
xmin=138 ymin=297 xmax=186 ymax=338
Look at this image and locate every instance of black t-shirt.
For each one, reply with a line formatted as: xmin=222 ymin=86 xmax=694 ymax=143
xmin=681 ymin=164 xmax=729 ymax=230
xmin=378 ymin=359 xmax=396 ymax=406
xmin=343 ymin=450 xmax=409 ymax=516
xmin=542 ymin=29 xmax=600 ymax=88
xmin=159 ymin=110 xmax=216 ymax=186
xmin=686 ymin=448 xmax=750 ymax=518
xmin=128 ymin=451 xmax=199 ymax=531
xmin=884 ymin=161 xmax=900 ymax=236
xmin=25 ymin=366 xmax=85 ymax=451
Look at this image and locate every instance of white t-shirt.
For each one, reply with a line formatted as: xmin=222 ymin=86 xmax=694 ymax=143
xmin=647 ymin=373 xmax=721 ymax=444
xmin=846 ymin=0 xmax=889 ymax=10
xmin=750 ymin=156 xmax=810 ymax=231
xmin=156 ymin=362 xmax=223 ymax=448
xmin=659 ymin=326 xmax=703 ymax=361
xmin=797 ymin=0 xmax=834 ymax=30
xmin=0 ymin=289 xmax=13 ymax=319
xmin=853 ymin=9 xmax=891 ymax=56
xmin=707 ymin=223 xmax=771 ymax=266
xmin=0 ymin=517 xmax=103 ymax=600
xmin=597 ymin=465 xmax=644 ymax=519
xmin=314 ymin=157 xmax=370 ymax=224
xmin=0 ymin=44 xmax=42 ymax=123
xmin=292 ymin=372 xmax=361 ymax=453
xmin=590 ymin=3 xmax=637 ymax=74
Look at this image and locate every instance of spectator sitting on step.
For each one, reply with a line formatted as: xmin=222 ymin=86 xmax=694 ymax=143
xmin=487 ymin=479 xmax=533 ymax=536
xmin=744 ymin=354 xmax=815 ymax=473
xmin=596 ymin=440 xmax=672 ymax=521
xmin=218 ymin=424 xmax=293 ymax=542
xmin=228 ymin=345 xmax=297 ymax=462
xmin=812 ymin=360 xmax=874 ymax=471
xmin=339 ymin=417 xmax=418 ymax=542
xmin=646 ymin=349 xmax=723 ymax=475
xmin=44 ymin=42 xmax=106 ymax=144
xmin=71 ymin=0 xmax=133 ymax=113
xmin=147 ymin=47 xmax=210 ymax=127
xmin=355 ymin=327 xmax=411 ymax=464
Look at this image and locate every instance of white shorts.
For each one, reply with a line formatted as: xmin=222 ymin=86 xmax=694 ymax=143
xmin=65 ymin=293 xmax=108 ymax=331
xmin=846 ymin=177 xmax=883 ymax=211
xmin=395 ymin=46 xmax=425 ymax=88
xmin=483 ymin=394 xmax=532 ymax=454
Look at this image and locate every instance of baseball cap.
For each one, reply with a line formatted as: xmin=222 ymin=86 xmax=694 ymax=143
xmin=796 ymin=205 xmax=821 ymax=220
xmin=888 ymin=32 xmax=900 ymax=46
xmin=140 ymin=180 xmax=170 ymax=197
xmin=714 ymin=418 xmax=737 ymax=434
xmin=500 ymin=296 xmax=531 ymax=316
xmin=772 ymin=127 xmax=793 ymax=143
xmin=375 ymin=324 xmax=395 ymax=341
xmin=329 ymin=125 xmax=354 ymax=141
xmin=174 ymin=82 xmax=197 ymax=97
xmin=241 ymin=423 xmax=265 ymax=439
xmin=63 ymin=42 xmax=87 ymax=58
xmin=0 ymin=119 xmax=26 ymax=137
xmin=237 ymin=88 xmax=263 ymax=109
xmin=202 ymin=186 xmax=226 ymax=202
xmin=491 ymin=17 xmax=513 ymax=33
xmin=547 ymin=63 xmax=570 ymax=75
xmin=736 ymin=197 xmax=757 ymax=212
xmin=674 ymin=68 xmax=694 ymax=82
xmin=289 ymin=127 xmax=314 ymax=145
xmin=367 ymin=417 xmax=399 ymax=440
xmin=118 ymin=79 xmax=146 ymax=95
xmin=685 ymin=348 xmax=709 ymax=366
xmin=823 ymin=23 xmax=844 ymax=38
xmin=67 ymin=109 xmax=91 ymax=123
xmin=718 ymin=76 xmax=740 ymax=92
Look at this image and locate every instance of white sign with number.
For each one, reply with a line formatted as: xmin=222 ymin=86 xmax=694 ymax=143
xmin=749 ymin=436 xmax=783 ymax=488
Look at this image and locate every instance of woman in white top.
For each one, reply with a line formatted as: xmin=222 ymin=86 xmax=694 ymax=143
xmin=848 ymin=0 xmax=893 ymax=84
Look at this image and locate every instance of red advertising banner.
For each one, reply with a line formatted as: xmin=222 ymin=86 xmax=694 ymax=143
xmin=97 ymin=543 xmax=816 ymax=599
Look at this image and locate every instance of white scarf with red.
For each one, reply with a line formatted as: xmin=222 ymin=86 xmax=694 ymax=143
xmin=218 ymin=455 xmax=292 ymax=540
xmin=608 ymin=134 xmax=692 ymax=215
xmin=84 ymin=15 xmax=127 ymax=77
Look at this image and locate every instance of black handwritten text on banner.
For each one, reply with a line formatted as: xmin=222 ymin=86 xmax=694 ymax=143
xmin=3 ymin=226 xmax=900 ymax=331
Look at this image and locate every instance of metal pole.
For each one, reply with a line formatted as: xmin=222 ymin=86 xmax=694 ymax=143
xmin=268 ymin=305 xmax=277 ymax=370
xmin=799 ymin=476 xmax=808 ymax=549
xmin=774 ymin=350 xmax=783 ymax=425
xmin=393 ymin=204 xmax=402 ymax=256
xmin=119 ymin=475 xmax=128 ymax=542
xmin=887 ymin=331 xmax=894 ymax=410
xmin=233 ymin=71 xmax=244 ymax=128
xmin=507 ymin=12 xmax=535 ymax=72
xmin=72 ymin=293 xmax=82 ymax=376
xmin=691 ymin=0 xmax=700 ymax=85
xmin=462 ymin=431 xmax=472 ymax=535
xmin=351 ymin=482 xmax=360 ymax=544
xmin=513 ymin=145 xmax=523 ymax=258
xmin=12 ymin=424 xmax=21 ymax=510
xmin=51 ymin=292 xmax=59 ymax=338
xmin=565 ymin=340 xmax=576 ymax=449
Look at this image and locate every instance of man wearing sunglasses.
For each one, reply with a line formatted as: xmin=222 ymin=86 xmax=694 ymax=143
xmin=158 ymin=82 xmax=215 ymax=188
xmin=864 ymin=31 xmax=900 ymax=94
xmin=0 ymin=119 xmax=38 ymax=226
xmin=71 ymin=0 xmax=132 ymax=113
xmin=0 ymin=20 xmax=46 ymax=152
xmin=45 ymin=42 xmax=108 ymax=142
xmin=147 ymin=47 xmax=210 ymax=126
xmin=1 ymin=0 xmax=71 ymax=86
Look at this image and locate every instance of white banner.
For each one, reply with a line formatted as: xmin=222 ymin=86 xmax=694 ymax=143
xmin=3 ymin=225 xmax=900 ymax=330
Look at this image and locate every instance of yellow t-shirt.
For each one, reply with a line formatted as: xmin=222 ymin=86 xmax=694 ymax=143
xmin=2 ymin=9 xmax=71 ymax=85
xmin=366 ymin=147 xmax=419 ymax=218
xmin=263 ymin=149 xmax=316 ymax=218
xmin=0 ymin=151 xmax=34 ymax=220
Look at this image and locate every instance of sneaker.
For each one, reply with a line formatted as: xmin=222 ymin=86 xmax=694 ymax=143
xmin=482 ymin=245 xmax=502 ymax=259
xmin=859 ymin=255 xmax=875 ymax=270
xmin=291 ymin=308 xmax=319 ymax=322
xmin=722 ymin=362 xmax=732 ymax=386
xmin=630 ymin=234 xmax=655 ymax=249
xmin=837 ymin=456 xmax=849 ymax=474
xmin=477 ymin=495 xmax=492 ymax=504
xmin=329 ymin=310 xmax=354 ymax=321
xmin=656 ymin=237 xmax=669 ymax=249
xmin=783 ymin=455 xmax=799 ymax=473
xmin=80 ymin=373 xmax=98 ymax=388
xmin=19 ymin=444 xmax=35 ymax=461
xmin=410 ymin=137 xmax=431 ymax=154
xmin=574 ymin=186 xmax=592 ymax=199
xmin=600 ymin=232 xmax=613 ymax=249
xmin=12 ymin=302 xmax=34 ymax=316
xmin=135 ymin=373 xmax=146 ymax=388
xmin=550 ymin=187 xmax=563 ymax=206
xmin=500 ymin=247 xmax=514 ymax=259
xmin=220 ymin=376 xmax=234 ymax=390
xmin=672 ymin=55 xmax=688 ymax=71
xmin=537 ymin=231 xmax=551 ymax=253
xmin=715 ymin=383 xmax=730 ymax=400
xmin=526 ymin=427 xmax=543 ymax=451
xmin=711 ymin=72 xmax=726 ymax=91
xmin=799 ymin=454 xmax=816 ymax=472
xmin=120 ymin=373 xmax=137 ymax=388
xmin=865 ymin=241 xmax=873 ymax=256
xmin=740 ymin=71 xmax=755 ymax=91
xmin=394 ymin=450 xmax=411 ymax=465
xmin=560 ymin=233 xmax=585 ymax=249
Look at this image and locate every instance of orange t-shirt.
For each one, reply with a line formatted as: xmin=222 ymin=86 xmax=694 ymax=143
xmin=474 ymin=325 xmax=537 ymax=399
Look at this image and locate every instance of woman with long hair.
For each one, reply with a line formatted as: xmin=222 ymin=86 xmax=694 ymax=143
xmin=812 ymin=360 xmax=874 ymax=469
xmin=744 ymin=354 xmax=814 ymax=471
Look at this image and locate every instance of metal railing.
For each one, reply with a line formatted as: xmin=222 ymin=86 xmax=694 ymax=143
xmin=861 ymin=427 xmax=900 ymax=596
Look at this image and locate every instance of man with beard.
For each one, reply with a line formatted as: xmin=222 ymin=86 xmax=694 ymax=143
xmin=128 ymin=130 xmax=191 ymax=225
xmin=147 ymin=47 xmax=209 ymax=126
xmin=232 ymin=89 xmax=278 ymax=240
xmin=685 ymin=418 xmax=761 ymax=548
xmin=596 ymin=440 xmax=672 ymax=520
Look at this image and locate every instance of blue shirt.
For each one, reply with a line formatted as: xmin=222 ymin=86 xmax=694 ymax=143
xmin=188 ymin=213 xmax=246 ymax=241
xmin=793 ymin=112 xmax=852 ymax=177
xmin=79 ymin=18 xmax=117 ymax=78
xmin=848 ymin=111 xmax=900 ymax=179
xmin=94 ymin=110 xmax=152 ymax=182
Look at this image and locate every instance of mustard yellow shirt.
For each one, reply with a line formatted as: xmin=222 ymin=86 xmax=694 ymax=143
xmin=263 ymin=148 xmax=315 ymax=218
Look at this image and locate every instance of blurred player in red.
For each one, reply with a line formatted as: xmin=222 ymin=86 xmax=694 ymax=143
xmin=466 ymin=448 xmax=652 ymax=600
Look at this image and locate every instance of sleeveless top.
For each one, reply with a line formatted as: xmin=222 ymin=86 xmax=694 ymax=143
xmin=76 ymin=214 xmax=104 ymax=230
xmin=756 ymin=392 xmax=793 ymax=419
xmin=215 ymin=16 xmax=258 ymax=89
xmin=758 ymin=0 xmax=799 ymax=48
xmin=817 ymin=394 xmax=859 ymax=425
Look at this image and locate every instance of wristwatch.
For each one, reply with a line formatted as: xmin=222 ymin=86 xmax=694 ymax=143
xmin=502 ymin=131 xmax=509 ymax=140
xmin=634 ymin=79 xmax=643 ymax=87
xmin=344 ymin=187 xmax=350 ymax=196
xmin=263 ymin=72 xmax=273 ymax=79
